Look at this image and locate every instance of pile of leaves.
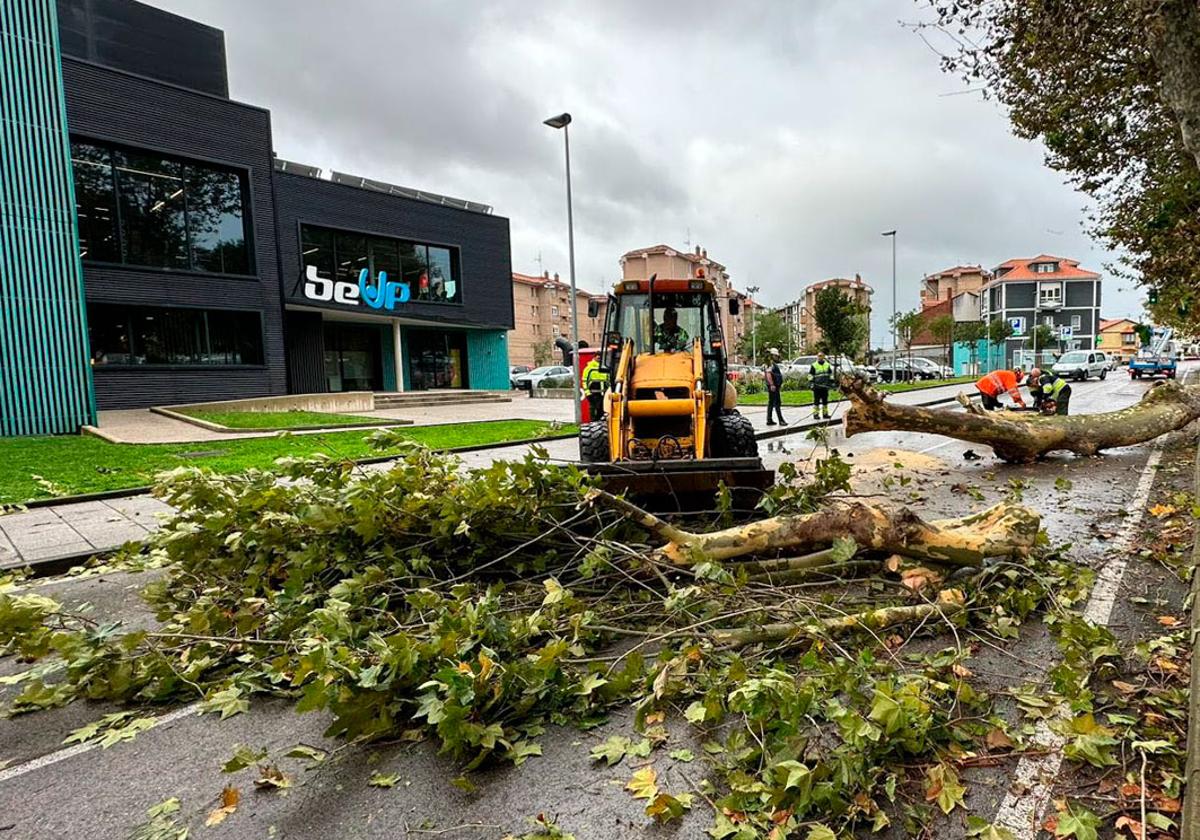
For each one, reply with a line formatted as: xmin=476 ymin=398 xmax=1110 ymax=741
xmin=0 ymin=436 xmax=1152 ymax=836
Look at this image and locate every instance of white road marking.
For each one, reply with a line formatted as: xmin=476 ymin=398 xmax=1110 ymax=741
xmin=0 ymin=701 xmax=201 ymax=785
xmin=992 ymin=444 xmax=1164 ymax=836
xmin=918 ymin=439 xmax=957 ymax=455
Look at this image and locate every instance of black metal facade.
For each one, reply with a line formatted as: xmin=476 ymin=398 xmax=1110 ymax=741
xmin=273 ymin=173 xmax=514 ymax=330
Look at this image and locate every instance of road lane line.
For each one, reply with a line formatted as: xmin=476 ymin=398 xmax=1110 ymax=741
xmin=0 ymin=701 xmax=201 ymax=785
xmin=992 ymin=443 xmax=1162 ymax=836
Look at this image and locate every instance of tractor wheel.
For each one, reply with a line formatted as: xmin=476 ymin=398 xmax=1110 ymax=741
xmin=579 ymin=421 xmax=610 ymax=463
xmin=712 ymin=412 xmax=759 ymax=458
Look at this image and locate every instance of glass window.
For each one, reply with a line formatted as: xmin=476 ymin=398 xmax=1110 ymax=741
xmin=86 ymin=304 xmax=263 ymax=366
xmin=368 ymin=237 xmax=399 ymax=284
xmin=114 ymin=150 xmax=188 ymax=269
xmin=70 ymin=139 xmax=252 ymax=275
xmin=186 ymin=167 xmax=248 ymax=274
xmin=336 ymin=232 xmax=368 ymax=285
xmin=300 ymin=225 xmax=334 ymax=283
xmin=428 ymin=246 xmax=457 ymax=302
xmin=401 ymin=243 xmax=430 ymax=299
xmin=71 ymin=143 xmax=120 ymax=263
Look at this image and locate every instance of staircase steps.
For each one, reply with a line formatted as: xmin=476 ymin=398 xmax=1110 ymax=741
xmin=373 ymin=391 xmax=512 ymax=410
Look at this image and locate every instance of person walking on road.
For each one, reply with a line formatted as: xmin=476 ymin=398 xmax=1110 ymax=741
xmin=975 ymin=367 xmax=1026 ymax=411
xmin=1038 ymin=370 xmax=1072 ymax=415
xmin=765 ymin=348 xmax=787 ymax=426
xmin=809 ymin=351 xmax=834 ymax=420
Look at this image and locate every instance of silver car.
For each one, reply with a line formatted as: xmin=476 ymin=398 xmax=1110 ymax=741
xmin=1052 ymin=350 xmax=1108 ymax=381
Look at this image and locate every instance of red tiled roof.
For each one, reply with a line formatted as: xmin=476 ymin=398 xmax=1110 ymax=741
xmin=989 ymin=255 xmax=1099 ymax=282
xmin=805 ymin=276 xmax=874 ymax=294
xmin=925 ymin=264 xmax=988 ymax=280
xmin=1100 ymin=318 xmax=1137 ymax=331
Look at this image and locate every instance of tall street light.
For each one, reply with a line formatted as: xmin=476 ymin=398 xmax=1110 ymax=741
xmin=544 ymin=112 xmax=581 ymax=424
xmin=882 ymin=230 xmax=897 ymax=372
xmin=746 ymin=284 xmax=760 ymax=365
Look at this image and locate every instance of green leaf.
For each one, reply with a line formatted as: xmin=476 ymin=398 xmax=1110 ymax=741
xmin=368 ymin=772 xmax=401 ymax=788
xmin=201 ymin=686 xmax=250 ymax=720
xmin=925 ymin=763 xmax=966 ymax=815
xmin=222 ymin=745 xmax=268 ymax=773
xmin=965 ymin=816 xmax=1017 ymax=840
xmin=577 ymin=672 xmax=608 ymax=696
xmin=504 ymin=739 xmax=542 ymax=766
xmin=626 ymin=738 xmax=652 ymax=758
xmin=645 ymin=791 xmax=693 ymax=823
xmin=284 ymin=745 xmax=326 ymax=764
xmin=542 ymin=577 xmax=567 ymax=605
xmin=1053 ymin=803 xmax=1100 ymax=840
xmin=805 ymin=826 xmax=837 ymax=840
xmin=684 ymin=701 xmax=707 ymax=724
xmin=668 ymin=748 xmax=695 ymax=762
xmin=590 ymin=735 xmax=630 ymax=766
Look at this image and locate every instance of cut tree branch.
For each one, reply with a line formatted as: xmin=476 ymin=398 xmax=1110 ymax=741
xmin=843 ymin=377 xmax=1200 ymax=462
xmin=587 ymin=489 xmax=1039 ymax=567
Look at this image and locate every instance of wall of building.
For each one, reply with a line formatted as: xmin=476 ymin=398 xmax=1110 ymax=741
xmin=63 ymin=57 xmax=288 ymax=409
xmin=0 ymin=0 xmax=97 ymax=435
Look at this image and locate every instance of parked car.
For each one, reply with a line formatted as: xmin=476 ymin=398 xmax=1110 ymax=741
xmin=726 ymin=364 xmax=756 ymax=382
xmin=905 ymin=357 xmax=955 ymax=379
xmin=1052 ymin=350 xmax=1108 ymax=381
xmin=514 ymin=365 xmax=572 ymax=390
xmin=782 ymin=355 xmax=876 ymax=383
xmin=875 ymin=359 xmax=921 ymax=383
xmin=1096 ymin=351 xmax=1119 ymax=371
xmin=509 ymin=365 xmax=531 ymax=388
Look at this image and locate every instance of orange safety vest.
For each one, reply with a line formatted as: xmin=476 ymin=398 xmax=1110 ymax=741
xmin=976 ymin=370 xmax=1021 ymax=399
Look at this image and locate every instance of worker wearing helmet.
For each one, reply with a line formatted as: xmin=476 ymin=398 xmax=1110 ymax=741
xmin=975 ymin=367 xmax=1026 ymax=411
xmin=1039 ymin=370 xmax=1072 ymax=415
xmin=1028 ymin=367 xmax=1045 ymax=412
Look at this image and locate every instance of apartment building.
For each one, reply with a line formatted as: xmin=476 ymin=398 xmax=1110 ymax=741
xmin=619 ymin=244 xmax=752 ymax=358
xmin=920 ymin=265 xmax=990 ymax=308
xmin=798 ymin=275 xmax=873 ymax=355
xmin=981 ymin=255 xmax=1102 ymax=367
xmin=509 ymin=271 xmax=606 ymax=367
xmin=1098 ymin=317 xmax=1140 ymax=363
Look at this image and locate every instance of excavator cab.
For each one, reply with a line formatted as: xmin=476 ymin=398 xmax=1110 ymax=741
xmin=579 ymin=274 xmax=772 ymax=507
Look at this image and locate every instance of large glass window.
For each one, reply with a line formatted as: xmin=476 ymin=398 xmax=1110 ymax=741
xmin=71 ymin=143 xmax=120 ymax=263
xmin=300 ymin=224 xmax=462 ymax=304
xmin=70 ymin=138 xmax=252 ymax=275
xmin=88 ymin=304 xmax=263 ymax=366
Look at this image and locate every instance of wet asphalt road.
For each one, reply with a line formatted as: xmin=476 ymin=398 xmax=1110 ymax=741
xmin=0 ymin=368 xmax=1192 ymax=839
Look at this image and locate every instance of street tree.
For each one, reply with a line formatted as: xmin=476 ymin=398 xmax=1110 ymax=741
xmin=929 ymin=314 xmax=956 ymax=368
xmin=924 ymin=0 xmax=1200 ymax=330
xmin=532 ymin=340 xmax=554 ymax=367
xmin=1025 ymin=325 xmax=1057 ymax=359
xmin=813 ymin=287 xmax=869 ymax=359
xmin=955 ymin=320 xmax=987 ymax=372
xmin=737 ymin=310 xmax=789 ymax=363
xmin=891 ymin=309 xmax=925 ymax=371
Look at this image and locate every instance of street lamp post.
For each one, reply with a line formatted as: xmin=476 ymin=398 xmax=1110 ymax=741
xmin=746 ymin=284 xmax=760 ymax=366
xmin=544 ymin=112 xmax=581 ymax=424
xmin=882 ymin=230 xmax=897 ymax=372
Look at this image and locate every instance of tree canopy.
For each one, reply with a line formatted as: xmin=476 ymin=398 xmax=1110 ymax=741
xmin=737 ymin=310 xmax=790 ymax=363
xmin=925 ymin=0 xmax=1200 ymax=329
xmin=812 ymin=287 xmax=869 ymax=359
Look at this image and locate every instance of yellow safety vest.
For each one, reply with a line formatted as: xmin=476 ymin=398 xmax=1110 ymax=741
xmin=583 ymin=360 xmax=608 ymax=386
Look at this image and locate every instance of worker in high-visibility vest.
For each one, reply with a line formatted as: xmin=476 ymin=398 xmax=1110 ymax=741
xmin=974 ymin=367 xmax=1026 ymax=411
xmin=582 ymin=357 xmax=609 ymax=421
xmin=1038 ymin=371 xmax=1072 ymax=415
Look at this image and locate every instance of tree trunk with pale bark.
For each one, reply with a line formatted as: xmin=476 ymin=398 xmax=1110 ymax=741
xmin=842 ymin=377 xmax=1200 ymax=462
xmin=1142 ymin=0 xmax=1200 ymax=172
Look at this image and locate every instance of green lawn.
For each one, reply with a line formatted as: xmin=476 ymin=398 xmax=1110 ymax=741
xmin=738 ymin=376 xmax=975 ymax=406
xmin=0 ymin=419 xmax=575 ymax=505
xmin=178 ymin=408 xmax=389 ymax=430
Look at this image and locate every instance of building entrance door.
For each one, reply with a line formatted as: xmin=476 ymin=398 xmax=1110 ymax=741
xmin=323 ymin=322 xmax=382 ymax=392
xmin=407 ymin=330 xmax=467 ymax=390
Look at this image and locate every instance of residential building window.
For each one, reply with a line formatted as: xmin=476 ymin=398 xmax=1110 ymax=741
xmin=1044 ymin=315 xmax=1055 ymax=327
xmin=1034 ymin=262 xmax=1058 ymax=273
xmin=1123 ymin=333 xmax=1136 ymax=345
xmin=552 ymin=306 xmax=559 ymax=318
xmin=87 ymin=304 xmax=263 ymax=366
xmin=300 ymin=224 xmax=461 ymax=304
xmin=70 ymin=139 xmax=251 ymax=274
xmin=1039 ymin=284 xmax=1062 ymax=306
xmin=1071 ymin=314 xmax=1081 ymax=329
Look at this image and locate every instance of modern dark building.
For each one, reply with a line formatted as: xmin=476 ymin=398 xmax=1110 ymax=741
xmin=0 ymin=0 xmax=513 ymax=432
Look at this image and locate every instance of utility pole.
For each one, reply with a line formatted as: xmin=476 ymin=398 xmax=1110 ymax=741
xmin=746 ymin=284 xmax=760 ymax=366
xmin=882 ymin=230 xmax=897 ymax=372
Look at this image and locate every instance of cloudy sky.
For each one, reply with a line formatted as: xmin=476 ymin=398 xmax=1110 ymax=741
xmin=155 ymin=0 xmax=1143 ymax=348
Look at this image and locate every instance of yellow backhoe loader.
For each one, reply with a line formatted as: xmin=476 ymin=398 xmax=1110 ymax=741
xmin=579 ymin=273 xmax=773 ymax=507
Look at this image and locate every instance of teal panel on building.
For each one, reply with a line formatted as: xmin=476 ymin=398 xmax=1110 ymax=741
xmin=0 ymin=0 xmax=96 ymax=435
xmin=466 ymin=329 xmax=509 ymax=390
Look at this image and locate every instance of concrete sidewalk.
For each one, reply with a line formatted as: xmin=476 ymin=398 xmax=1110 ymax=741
xmin=1 ymin=380 xmax=975 ymax=572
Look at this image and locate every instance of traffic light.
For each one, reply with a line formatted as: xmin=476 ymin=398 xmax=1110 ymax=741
xmin=1148 ymin=288 xmax=1159 ymax=304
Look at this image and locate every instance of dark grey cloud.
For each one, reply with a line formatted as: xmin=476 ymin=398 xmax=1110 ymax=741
xmin=155 ymin=0 xmax=1136 ymax=348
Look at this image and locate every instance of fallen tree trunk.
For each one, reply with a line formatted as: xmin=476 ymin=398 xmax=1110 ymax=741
xmin=711 ymin=590 xmax=966 ymax=648
xmin=586 ymin=489 xmax=1040 ymax=566
xmin=842 ymin=377 xmax=1200 ymax=462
